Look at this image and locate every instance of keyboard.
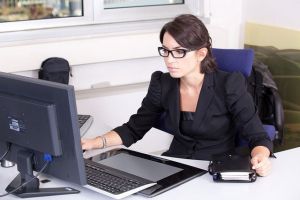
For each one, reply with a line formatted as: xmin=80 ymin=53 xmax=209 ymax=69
xmin=84 ymin=159 xmax=156 ymax=199
xmin=78 ymin=114 xmax=93 ymax=137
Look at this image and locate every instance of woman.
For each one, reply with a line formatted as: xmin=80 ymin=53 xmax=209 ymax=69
xmin=81 ymin=14 xmax=272 ymax=176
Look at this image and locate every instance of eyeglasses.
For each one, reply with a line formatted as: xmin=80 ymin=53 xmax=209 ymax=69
xmin=158 ymin=47 xmax=193 ymax=58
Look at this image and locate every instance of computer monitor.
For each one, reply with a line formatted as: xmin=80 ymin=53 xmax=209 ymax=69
xmin=0 ymin=71 xmax=86 ymax=198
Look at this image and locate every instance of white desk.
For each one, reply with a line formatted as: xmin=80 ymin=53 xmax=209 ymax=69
xmin=1 ymin=147 xmax=299 ymax=200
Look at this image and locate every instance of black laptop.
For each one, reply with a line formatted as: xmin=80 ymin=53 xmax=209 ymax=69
xmin=86 ymin=148 xmax=207 ymax=197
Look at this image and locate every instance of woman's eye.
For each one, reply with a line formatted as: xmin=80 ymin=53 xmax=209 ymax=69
xmin=175 ymin=49 xmax=185 ymax=54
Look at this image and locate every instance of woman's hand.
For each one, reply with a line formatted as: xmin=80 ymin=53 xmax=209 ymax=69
xmin=251 ymin=154 xmax=271 ymax=176
xmin=81 ymin=137 xmax=102 ymax=150
xmin=251 ymin=146 xmax=272 ymax=176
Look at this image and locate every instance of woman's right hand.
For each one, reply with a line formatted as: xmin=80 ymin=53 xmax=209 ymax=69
xmin=81 ymin=137 xmax=102 ymax=150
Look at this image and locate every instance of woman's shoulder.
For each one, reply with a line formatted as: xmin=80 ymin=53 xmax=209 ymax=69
xmin=150 ymin=71 xmax=174 ymax=85
xmin=213 ymin=70 xmax=247 ymax=99
xmin=209 ymin=69 xmax=247 ymax=98
xmin=148 ymin=70 xmax=176 ymax=96
xmin=151 ymin=71 xmax=172 ymax=79
xmin=147 ymin=71 xmax=173 ymax=106
xmin=214 ymin=68 xmax=243 ymax=77
xmin=214 ymin=69 xmax=245 ymax=85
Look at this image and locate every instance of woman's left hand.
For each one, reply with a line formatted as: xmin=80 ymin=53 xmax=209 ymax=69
xmin=251 ymin=154 xmax=271 ymax=176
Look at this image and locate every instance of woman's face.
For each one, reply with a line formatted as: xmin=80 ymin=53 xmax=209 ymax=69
xmin=162 ymin=32 xmax=203 ymax=78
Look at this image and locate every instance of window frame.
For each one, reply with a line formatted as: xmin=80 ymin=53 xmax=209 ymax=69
xmin=0 ymin=0 xmax=208 ymax=33
xmin=0 ymin=0 xmax=211 ymax=48
xmin=94 ymin=0 xmax=201 ymax=23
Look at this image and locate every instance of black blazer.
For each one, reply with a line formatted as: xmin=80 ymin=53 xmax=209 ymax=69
xmin=114 ymin=70 xmax=273 ymax=160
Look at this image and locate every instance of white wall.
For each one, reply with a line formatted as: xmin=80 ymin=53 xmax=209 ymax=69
xmin=245 ymin=0 xmax=300 ymax=30
xmin=209 ymin=0 xmax=245 ymax=48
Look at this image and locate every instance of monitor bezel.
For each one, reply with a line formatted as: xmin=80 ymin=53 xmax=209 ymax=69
xmin=0 ymin=72 xmax=86 ymax=186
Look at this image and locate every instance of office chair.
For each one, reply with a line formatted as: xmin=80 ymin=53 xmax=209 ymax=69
xmin=154 ymin=48 xmax=284 ymax=146
xmin=212 ymin=48 xmax=284 ymax=145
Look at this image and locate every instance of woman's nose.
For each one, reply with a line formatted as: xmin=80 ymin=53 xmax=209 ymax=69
xmin=164 ymin=53 xmax=175 ymax=63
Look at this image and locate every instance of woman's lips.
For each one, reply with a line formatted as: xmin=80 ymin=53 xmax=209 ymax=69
xmin=167 ymin=67 xmax=178 ymax=72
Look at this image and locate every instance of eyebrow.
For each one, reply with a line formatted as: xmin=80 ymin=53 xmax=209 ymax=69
xmin=162 ymin=45 xmax=185 ymax=50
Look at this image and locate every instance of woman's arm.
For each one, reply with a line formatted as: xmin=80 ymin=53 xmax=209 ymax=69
xmin=81 ymin=131 xmax=123 ymax=150
xmin=81 ymin=71 xmax=164 ymax=150
xmin=251 ymin=146 xmax=271 ymax=176
xmin=225 ymin=72 xmax=273 ymax=176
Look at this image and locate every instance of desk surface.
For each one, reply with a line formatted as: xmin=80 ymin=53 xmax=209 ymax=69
xmin=1 ymin=147 xmax=299 ymax=200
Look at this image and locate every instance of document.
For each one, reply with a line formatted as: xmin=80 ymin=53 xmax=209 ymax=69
xmin=220 ymin=171 xmax=252 ymax=181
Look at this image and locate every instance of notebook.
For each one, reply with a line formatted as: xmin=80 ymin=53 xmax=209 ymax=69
xmin=208 ymin=154 xmax=257 ymax=182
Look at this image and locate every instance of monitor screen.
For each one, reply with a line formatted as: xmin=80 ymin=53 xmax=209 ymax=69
xmin=0 ymin=72 xmax=86 ymax=198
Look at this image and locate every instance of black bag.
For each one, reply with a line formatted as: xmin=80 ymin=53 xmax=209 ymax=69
xmin=39 ymin=57 xmax=71 ymax=84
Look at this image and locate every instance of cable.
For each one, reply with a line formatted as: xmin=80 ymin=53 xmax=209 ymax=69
xmin=0 ymin=160 xmax=50 ymax=198
xmin=0 ymin=143 xmax=11 ymax=161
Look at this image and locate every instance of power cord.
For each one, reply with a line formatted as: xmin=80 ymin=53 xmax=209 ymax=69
xmin=0 ymin=157 xmax=50 ymax=198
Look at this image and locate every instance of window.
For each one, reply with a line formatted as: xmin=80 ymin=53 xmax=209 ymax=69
xmin=0 ymin=0 xmax=208 ymax=33
xmin=0 ymin=0 xmax=92 ymax=32
xmin=0 ymin=0 xmax=83 ymax=22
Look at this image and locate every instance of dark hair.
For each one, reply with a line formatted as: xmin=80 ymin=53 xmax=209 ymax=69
xmin=159 ymin=14 xmax=216 ymax=73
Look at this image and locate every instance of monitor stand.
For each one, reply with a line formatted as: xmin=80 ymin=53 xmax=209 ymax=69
xmin=5 ymin=150 xmax=79 ymax=198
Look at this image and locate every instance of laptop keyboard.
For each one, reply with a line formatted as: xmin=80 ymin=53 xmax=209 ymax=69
xmin=84 ymin=159 xmax=155 ymax=198
xmin=78 ymin=114 xmax=93 ymax=137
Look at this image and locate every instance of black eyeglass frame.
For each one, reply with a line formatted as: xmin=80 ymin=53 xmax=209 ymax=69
xmin=157 ymin=47 xmax=193 ymax=58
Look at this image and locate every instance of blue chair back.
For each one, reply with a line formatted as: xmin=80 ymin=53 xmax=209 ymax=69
xmin=211 ymin=48 xmax=254 ymax=77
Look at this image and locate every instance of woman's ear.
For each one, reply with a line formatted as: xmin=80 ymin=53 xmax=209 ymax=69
xmin=197 ymin=48 xmax=208 ymax=62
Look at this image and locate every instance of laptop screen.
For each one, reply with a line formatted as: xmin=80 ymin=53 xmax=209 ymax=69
xmin=98 ymin=153 xmax=183 ymax=182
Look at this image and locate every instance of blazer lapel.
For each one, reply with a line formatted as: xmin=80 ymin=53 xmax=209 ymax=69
xmin=163 ymin=72 xmax=215 ymax=140
xmin=167 ymin=78 xmax=180 ymax=131
xmin=194 ymin=72 xmax=215 ymax=128
xmin=168 ymin=80 xmax=195 ymax=141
